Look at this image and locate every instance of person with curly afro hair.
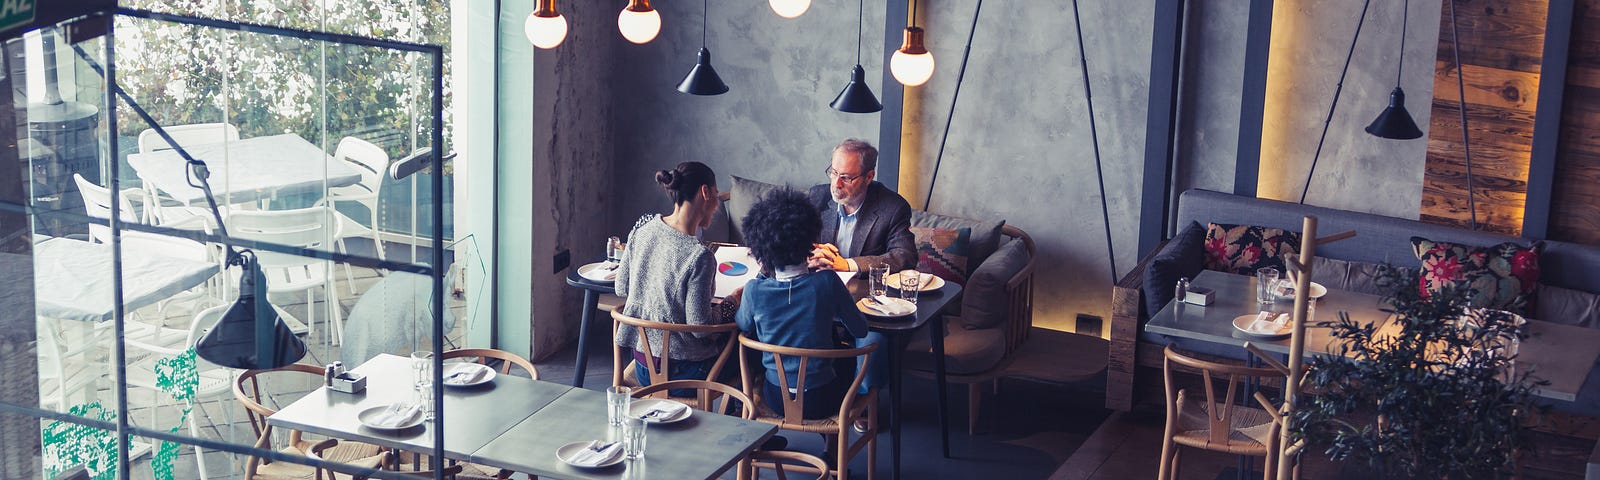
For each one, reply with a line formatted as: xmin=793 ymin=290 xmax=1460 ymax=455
xmin=736 ymin=189 xmax=886 ymax=420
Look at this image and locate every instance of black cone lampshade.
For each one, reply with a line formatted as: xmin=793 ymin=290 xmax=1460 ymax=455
xmin=830 ymin=65 xmax=881 ymax=113
xmin=1365 ymin=87 xmax=1423 ymax=140
xmin=195 ymin=253 xmax=307 ymax=370
xmin=678 ymin=48 xmax=729 ymax=95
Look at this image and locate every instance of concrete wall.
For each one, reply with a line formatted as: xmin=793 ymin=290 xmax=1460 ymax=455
xmin=607 ymin=0 xmax=886 ymax=231
xmin=1173 ymin=1 xmax=1250 ymax=200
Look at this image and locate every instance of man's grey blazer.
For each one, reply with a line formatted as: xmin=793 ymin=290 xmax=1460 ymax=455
xmin=807 ymin=182 xmax=918 ymax=271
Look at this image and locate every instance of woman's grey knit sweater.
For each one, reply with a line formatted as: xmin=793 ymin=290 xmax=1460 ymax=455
xmin=613 ymin=214 xmax=728 ymax=361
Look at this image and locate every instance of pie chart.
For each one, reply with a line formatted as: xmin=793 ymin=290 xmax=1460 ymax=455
xmin=718 ymin=261 xmax=749 ymax=276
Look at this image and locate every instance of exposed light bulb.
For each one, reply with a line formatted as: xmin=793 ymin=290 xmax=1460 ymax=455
xmin=524 ymin=10 xmax=568 ymax=49
xmin=769 ymin=0 xmax=811 ymax=18
xmin=890 ymin=27 xmax=935 ymax=86
xmin=618 ymin=0 xmax=661 ymax=44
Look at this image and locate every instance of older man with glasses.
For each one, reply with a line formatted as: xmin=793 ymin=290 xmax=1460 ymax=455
xmin=806 ymin=138 xmax=918 ymax=273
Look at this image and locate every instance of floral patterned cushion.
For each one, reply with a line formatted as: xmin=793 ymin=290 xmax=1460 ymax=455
xmin=910 ymin=226 xmax=970 ymax=285
xmin=1410 ymin=237 xmax=1541 ymax=315
xmin=1203 ymin=223 xmax=1302 ymax=275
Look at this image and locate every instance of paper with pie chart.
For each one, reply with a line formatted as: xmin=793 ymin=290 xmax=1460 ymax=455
xmin=713 ymin=246 xmax=760 ymax=299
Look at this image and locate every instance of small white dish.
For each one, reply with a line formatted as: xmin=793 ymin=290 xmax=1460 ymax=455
xmin=1232 ymin=313 xmax=1292 ymax=338
xmin=357 ymin=404 xmax=424 ymax=431
xmin=442 ymin=362 xmax=496 ymax=388
xmin=1275 ymin=280 xmax=1327 ymax=300
xmin=556 ymin=441 xmax=625 ymax=468
xmin=887 ymin=271 xmax=944 ymax=292
xmin=857 ymin=296 xmax=917 ymax=317
xmin=629 ymin=398 xmax=692 ymax=424
xmin=577 ymin=261 xmax=619 ymax=283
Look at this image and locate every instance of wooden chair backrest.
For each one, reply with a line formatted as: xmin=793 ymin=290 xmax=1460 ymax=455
xmin=737 ymin=334 xmax=877 ymax=424
xmin=1162 ymin=346 xmax=1286 ymax=446
xmin=746 ymin=450 xmax=831 ymax=480
xmin=442 ymin=348 xmax=539 ymax=379
xmin=1000 ymin=224 xmax=1036 ymax=354
xmin=234 ymin=363 xmax=323 ymax=471
xmin=610 ymin=304 xmax=738 ymax=396
xmin=630 ymin=379 xmax=753 ymax=419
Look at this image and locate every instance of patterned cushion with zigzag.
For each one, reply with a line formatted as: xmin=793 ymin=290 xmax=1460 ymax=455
xmin=911 ymin=226 xmax=971 ymax=286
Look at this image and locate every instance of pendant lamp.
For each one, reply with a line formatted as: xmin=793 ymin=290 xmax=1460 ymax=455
xmin=524 ymin=0 xmax=568 ymax=49
xmin=831 ymin=0 xmax=881 ymax=113
xmin=769 ymin=0 xmax=811 ymax=18
xmin=890 ymin=0 xmax=935 ymax=86
xmin=195 ymin=252 xmax=307 ymax=370
xmin=1365 ymin=0 xmax=1423 ymax=140
xmin=678 ymin=0 xmax=728 ymax=95
xmin=618 ymin=0 xmax=661 ymax=44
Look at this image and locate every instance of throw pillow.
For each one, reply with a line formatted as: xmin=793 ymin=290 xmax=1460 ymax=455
xmin=962 ymin=238 xmax=1029 ymax=330
xmin=911 ymin=210 xmax=1005 ymax=267
xmin=1203 ymin=223 xmax=1302 ymax=275
xmin=910 ymin=226 xmax=971 ymax=286
xmin=1143 ymin=221 xmax=1207 ymax=317
xmin=1534 ymin=284 xmax=1600 ymax=329
xmin=728 ymin=175 xmax=784 ymax=242
xmin=1410 ymin=236 xmax=1541 ymax=315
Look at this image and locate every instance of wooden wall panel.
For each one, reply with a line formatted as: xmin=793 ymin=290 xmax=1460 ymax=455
xmin=1422 ymin=0 xmax=1547 ymax=236
xmin=1550 ymin=0 xmax=1600 ymax=245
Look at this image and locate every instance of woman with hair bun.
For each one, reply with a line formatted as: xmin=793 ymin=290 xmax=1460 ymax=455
xmin=614 ymin=161 xmax=736 ymax=392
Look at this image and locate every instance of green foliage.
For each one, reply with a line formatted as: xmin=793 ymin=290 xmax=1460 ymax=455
xmin=1291 ymin=266 xmax=1544 ymax=478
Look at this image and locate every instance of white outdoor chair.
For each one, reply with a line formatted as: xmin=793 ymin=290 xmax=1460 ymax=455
xmin=325 ymin=137 xmax=390 ymax=295
xmin=124 ymin=304 xmax=238 ymax=480
xmin=226 ymin=206 xmax=344 ymax=346
xmin=37 ymin=318 xmax=101 ymax=412
xmin=74 ymin=173 xmax=211 ymax=243
xmin=135 ymin=123 xmax=242 ymax=220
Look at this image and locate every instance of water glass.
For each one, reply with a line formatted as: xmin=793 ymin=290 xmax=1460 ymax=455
xmin=606 ymin=236 xmax=623 ymax=263
xmin=869 ymin=263 xmax=890 ymax=298
xmin=414 ymin=384 xmax=435 ymax=421
xmin=899 ymin=270 xmax=921 ymax=305
xmin=622 ymin=415 xmax=648 ymax=460
xmin=1256 ymin=268 xmax=1280 ymax=305
xmin=411 ymin=351 xmax=434 ymax=389
xmin=606 ymin=386 xmax=631 ymax=427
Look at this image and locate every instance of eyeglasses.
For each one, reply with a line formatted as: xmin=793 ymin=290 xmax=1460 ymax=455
xmin=826 ymin=167 xmax=868 ymax=184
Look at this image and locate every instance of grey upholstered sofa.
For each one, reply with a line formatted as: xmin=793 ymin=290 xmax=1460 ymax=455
xmin=1107 ymin=189 xmax=1600 ymax=417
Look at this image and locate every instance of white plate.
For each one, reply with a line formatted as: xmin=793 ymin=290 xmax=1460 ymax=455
xmin=629 ymin=398 xmax=692 ymax=424
xmin=357 ymin=404 xmax=424 ymax=431
xmin=441 ymin=363 xmax=496 ymax=388
xmin=577 ymin=261 xmax=619 ymax=283
xmin=555 ymin=441 xmax=625 ymax=469
xmin=1275 ymin=281 xmax=1327 ymax=300
xmin=887 ymin=271 xmax=944 ymax=292
xmin=857 ymin=296 xmax=917 ymax=318
xmin=1232 ymin=313 xmax=1292 ymax=338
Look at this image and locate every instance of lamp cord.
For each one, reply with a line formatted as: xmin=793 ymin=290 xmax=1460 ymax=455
xmin=702 ymin=0 xmax=708 ymax=47
xmin=1072 ymin=0 xmax=1118 ymax=284
xmin=1450 ymin=0 xmax=1478 ymax=230
xmin=855 ymin=0 xmax=863 ymax=65
xmin=1300 ymin=0 xmax=1373 ymax=204
xmin=1397 ymin=0 xmax=1408 ymax=86
xmin=922 ymin=0 xmax=984 ymax=211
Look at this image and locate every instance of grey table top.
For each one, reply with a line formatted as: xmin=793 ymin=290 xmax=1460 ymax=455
xmin=1144 ymin=270 xmax=1600 ymax=402
xmin=471 ymin=387 xmax=777 ymax=480
xmin=127 ymin=133 xmax=361 ymax=205
xmin=844 ymin=275 xmax=963 ymax=334
xmin=267 ymin=354 xmax=569 ymax=458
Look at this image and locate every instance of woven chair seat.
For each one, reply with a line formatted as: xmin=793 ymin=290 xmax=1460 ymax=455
xmin=749 ymin=390 xmax=876 ymax=434
xmin=1172 ymin=391 xmax=1277 ymax=455
xmin=250 ymin=447 xmax=323 ymax=480
xmin=396 ymin=453 xmax=508 ymax=480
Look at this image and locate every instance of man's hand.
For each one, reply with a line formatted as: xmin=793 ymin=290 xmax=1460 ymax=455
xmin=808 ymin=243 xmax=850 ymax=271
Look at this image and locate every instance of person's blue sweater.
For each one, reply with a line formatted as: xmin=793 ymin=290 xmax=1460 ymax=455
xmin=735 ymin=269 xmax=870 ymax=391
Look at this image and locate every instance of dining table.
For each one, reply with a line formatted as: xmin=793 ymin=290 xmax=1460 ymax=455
xmin=31 ymin=236 xmax=218 ymax=322
xmin=267 ymin=353 xmax=777 ymax=480
xmin=126 ymin=133 xmax=362 ymax=206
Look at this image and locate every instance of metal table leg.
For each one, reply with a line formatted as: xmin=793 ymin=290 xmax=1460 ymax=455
xmin=889 ymin=333 xmax=904 ymax=480
xmin=571 ymin=289 xmax=599 ymax=387
xmin=932 ymin=316 xmax=950 ymax=458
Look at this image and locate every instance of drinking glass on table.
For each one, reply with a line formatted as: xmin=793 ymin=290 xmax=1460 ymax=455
xmin=869 ymin=263 xmax=890 ymax=299
xmin=606 ymin=386 xmax=631 ymax=426
xmin=622 ymin=415 xmax=648 ymax=460
xmin=1256 ymin=267 xmax=1280 ymax=305
xmin=411 ymin=351 xmax=435 ymax=420
xmin=607 ymin=236 xmax=624 ymax=264
xmin=899 ymin=270 xmax=921 ymax=304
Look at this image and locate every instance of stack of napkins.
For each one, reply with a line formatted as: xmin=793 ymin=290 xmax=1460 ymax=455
xmin=567 ymin=441 xmax=622 ymax=467
xmin=371 ymin=403 xmax=421 ymax=428
xmin=444 ymin=363 xmax=489 ymax=385
xmin=1246 ymin=311 xmax=1290 ymax=335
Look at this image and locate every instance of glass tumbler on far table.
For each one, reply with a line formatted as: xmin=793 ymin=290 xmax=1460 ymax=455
xmin=622 ymin=415 xmax=648 ymax=460
xmin=606 ymin=386 xmax=631 ymax=427
xmin=869 ymin=263 xmax=890 ymax=299
xmin=411 ymin=351 xmax=435 ymax=420
xmin=1256 ymin=267 xmax=1280 ymax=306
xmin=899 ymin=270 xmax=921 ymax=305
xmin=607 ymin=236 xmax=624 ymax=264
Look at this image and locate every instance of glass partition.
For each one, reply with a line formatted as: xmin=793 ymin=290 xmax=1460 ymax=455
xmin=1 ymin=6 xmax=454 ymax=479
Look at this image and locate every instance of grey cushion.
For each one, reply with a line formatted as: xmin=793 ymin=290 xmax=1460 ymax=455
xmin=1142 ymin=221 xmax=1206 ymax=317
xmin=727 ymin=175 xmax=786 ymax=242
xmin=905 ymin=318 xmax=1007 ymax=375
xmin=911 ymin=210 xmax=1006 ymax=269
xmin=1306 ymin=256 xmax=1389 ymax=297
xmin=962 ymin=238 xmax=1029 ymax=330
xmin=1535 ymin=284 xmax=1600 ymax=329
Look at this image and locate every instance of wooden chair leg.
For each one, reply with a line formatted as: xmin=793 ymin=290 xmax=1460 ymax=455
xmin=1158 ymin=439 xmax=1177 ymax=480
xmin=968 ymin=383 xmax=982 ymax=435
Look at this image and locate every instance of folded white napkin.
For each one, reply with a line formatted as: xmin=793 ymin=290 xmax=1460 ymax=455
xmin=865 ymin=296 xmax=913 ymax=316
xmin=635 ymin=400 xmax=688 ymax=421
xmin=445 ymin=363 xmax=489 ymax=385
xmin=371 ymin=403 xmax=421 ymax=428
xmin=1246 ymin=312 xmax=1290 ymax=334
xmin=568 ymin=441 xmax=621 ymax=467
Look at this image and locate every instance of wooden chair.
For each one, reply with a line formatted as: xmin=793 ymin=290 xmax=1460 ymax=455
xmin=1159 ymin=345 xmax=1287 ymax=480
xmin=738 ymin=335 xmax=879 ymax=480
xmin=745 ymin=450 xmax=834 ymax=480
xmin=442 ymin=348 xmax=540 ymax=380
xmin=610 ymin=304 xmax=739 ymax=403
xmin=233 ymin=364 xmax=386 ymax=480
xmin=631 ymin=379 xmax=753 ymax=419
xmin=398 ymin=348 xmax=539 ymax=480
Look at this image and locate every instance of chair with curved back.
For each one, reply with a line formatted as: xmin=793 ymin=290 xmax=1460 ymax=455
xmin=325 ymin=136 xmax=391 ymax=295
xmin=442 ymin=348 xmax=540 ymax=380
xmin=745 ymin=450 xmax=834 ymax=480
xmin=233 ymin=364 xmax=386 ymax=480
xmin=610 ymin=304 xmax=739 ymax=404
xmin=1158 ymin=345 xmax=1288 ymax=480
xmin=631 ymin=379 xmax=752 ymax=419
xmin=135 ymin=123 xmax=241 ymax=222
xmin=738 ymin=335 xmax=879 ymax=480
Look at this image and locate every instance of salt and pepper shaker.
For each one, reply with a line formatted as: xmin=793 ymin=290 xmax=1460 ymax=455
xmin=1175 ymin=277 xmax=1190 ymax=305
xmin=324 ymin=363 xmax=337 ymax=386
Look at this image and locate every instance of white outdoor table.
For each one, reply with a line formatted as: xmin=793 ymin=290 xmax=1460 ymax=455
xmin=32 ymin=237 xmax=218 ymax=322
xmin=126 ymin=134 xmax=361 ymax=205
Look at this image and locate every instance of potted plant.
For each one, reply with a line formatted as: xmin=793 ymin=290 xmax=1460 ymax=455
xmin=1290 ymin=266 xmax=1544 ymax=478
